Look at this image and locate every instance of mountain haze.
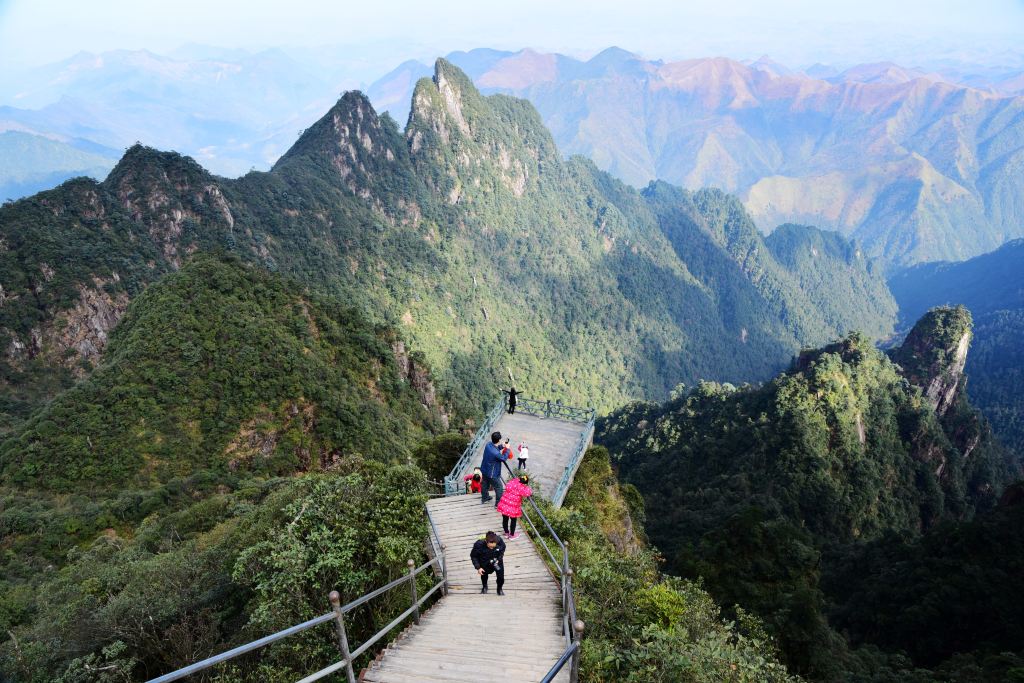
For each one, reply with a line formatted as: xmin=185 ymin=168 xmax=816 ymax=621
xmin=0 ymin=48 xmax=348 ymax=177
xmin=0 ymin=130 xmax=118 ymax=202
xmin=371 ymin=48 xmax=1024 ymax=266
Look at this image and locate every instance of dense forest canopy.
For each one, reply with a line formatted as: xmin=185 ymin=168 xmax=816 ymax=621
xmin=599 ymin=307 xmax=1022 ymax=681
xmin=0 ymin=257 xmax=448 ymax=680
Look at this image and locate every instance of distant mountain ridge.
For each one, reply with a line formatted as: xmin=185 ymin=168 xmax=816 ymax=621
xmin=370 ymin=48 xmax=1024 ymax=266
xmin=0 ymin=130 xmax=118 ymax=202
xmin=0 ymin=59 xmax=895 ymax=431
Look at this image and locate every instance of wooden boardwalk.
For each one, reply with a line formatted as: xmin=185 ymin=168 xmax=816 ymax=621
xmin=361 ymin=495 xmax=569 ymax=682
xmin=454 ymin=412 xmax=592 ymax=503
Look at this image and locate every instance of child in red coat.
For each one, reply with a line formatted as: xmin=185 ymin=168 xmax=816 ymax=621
xmin=464 ymin=467 xmax=483 ymax=494
xmin=496 ymin=473 xmax=532 ymax=539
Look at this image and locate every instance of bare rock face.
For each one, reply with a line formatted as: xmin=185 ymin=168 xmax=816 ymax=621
xmin=892 ymin=305 xmax=973 ymax=418
xmin=435 ymin=68 xmax=471 ymax=136
xmin=925 ymin=329 xmax=970 ymax=416
xmin=391 ymin=340 xmax=450 ymax=429
xmin=5 ymin=277 xmax=130 ymax=374
xmin=224 ymin=401 xmax=317 ymax=472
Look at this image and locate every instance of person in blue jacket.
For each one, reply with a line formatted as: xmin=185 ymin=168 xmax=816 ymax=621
xmin=479 ymin=431 xmax=508 ymax=506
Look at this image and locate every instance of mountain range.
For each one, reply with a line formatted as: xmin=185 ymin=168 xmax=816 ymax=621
xmin=0 ymin=56 xmax=1021 ymax=683
xmin=370 ymin=47 xmax=1024 ymax=266
xmin=0 ymin=59 xmax=897 ymax=681
xmin=5 ymin=45 xmax=1024 ymax=268
xmin=0 ymin=59 xmax=896 ymax=436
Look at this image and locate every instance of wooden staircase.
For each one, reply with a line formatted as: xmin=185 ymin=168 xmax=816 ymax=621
xmin=360 ymin=495 xmax=569 ymax=682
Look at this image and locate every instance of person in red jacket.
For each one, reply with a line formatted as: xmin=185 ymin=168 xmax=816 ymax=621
xmin=496 ymin=473 xmax=532 ymax=540
xmin=464 ymin=467 xmax=483 ymax=494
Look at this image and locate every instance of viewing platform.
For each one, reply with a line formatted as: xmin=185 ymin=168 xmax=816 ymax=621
xmin=444 ymin=396 xmax=596 ymax=507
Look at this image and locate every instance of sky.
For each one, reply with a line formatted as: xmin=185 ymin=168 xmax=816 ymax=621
xmin=2 ymin=0 xmax=1024 ymax=74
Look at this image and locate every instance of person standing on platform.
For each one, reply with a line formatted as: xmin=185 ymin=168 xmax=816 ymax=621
xmin=507 ymin=386 xmax=518 ymax=414
xmin=517 ymin=442 xmax=529 ymax=470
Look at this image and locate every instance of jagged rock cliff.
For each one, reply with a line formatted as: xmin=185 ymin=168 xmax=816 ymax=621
xmin=892 ymin=305 xmax=973 ymax=417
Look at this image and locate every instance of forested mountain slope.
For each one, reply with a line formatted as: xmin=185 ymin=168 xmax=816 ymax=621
xmin=889 ymin=239 xmax=1024 ymax=459
xmin=599 ymin=307 xmax=1020 ymax=681
xmin=0 ymin=257 xmax=799 ymax=682
xmin=0 ymin=255 xmax=445 ymax=492
xmin=372 ymin=48 xmax=1024 ymax=266
xmin=0 ymin=59 xmax=895 ymax=428
xmin=0 ymin=256 xmax=449 ymax=680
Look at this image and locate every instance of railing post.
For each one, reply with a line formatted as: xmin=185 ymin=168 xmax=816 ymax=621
xmin=570 ymin=620 xmax=585 ymax=683
xmin=440 ymin=544 xmax=449 ymax=596
xmin=407 ymin=559 xmax=420 ymax=624
xmin=329 ymin=591 xmax=357 ymax=683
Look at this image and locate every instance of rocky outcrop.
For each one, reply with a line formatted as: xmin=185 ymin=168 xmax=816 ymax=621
xmin=391 ymin=340 xmax=450 ymax=429
xmin=227 ymin=401 xmax=317 ymax=470
xmin=4 ymin=277 xmax=129 ymax=375
xmin=892 ymin=305 xmax=973 ymax=417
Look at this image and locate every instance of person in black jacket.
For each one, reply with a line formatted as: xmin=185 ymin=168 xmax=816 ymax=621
xmin=470 ymin=531 xmax=506 ymax=595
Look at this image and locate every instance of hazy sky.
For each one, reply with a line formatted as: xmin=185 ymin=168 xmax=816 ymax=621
xmin=2 ymin=0 xmax=1023 ymax=72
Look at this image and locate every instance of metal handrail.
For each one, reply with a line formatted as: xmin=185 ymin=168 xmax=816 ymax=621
xmin=444 ymin=395 xmax=506 ymax=495
xmin=515 ymin=397 xmax=595 ymax=423
xmin=500 ymin=463 xmax=585 ymax=682
xmin=541 ymin=642 xmax=580 ymax=683
xmin=147 ymin=506 xmax=447 ymax=683
xmin=551 ymin=414 xmax=596 ymax=507
xmin=145 ymin=612 xmax=337 ymax=683
xmin=425 ymin=504 xmax=448 ymax=591
xmin=443 ymin=395 xmax=595 ymax=498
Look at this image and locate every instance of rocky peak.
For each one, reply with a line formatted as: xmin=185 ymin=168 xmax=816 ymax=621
xmin=406 ymin=59 xmax=556 ymax=202
xmin=271 ymin=90 xmax=423 ymax=228
xmin=434 ymin=61 xmax=472 ymax=136
xmin=273 ymin=91 xmax=405 ymax=189
xmin=104 ymin=144 xmax=211 ymax=194
xmin=892 ymin=305 xmax=973 ymax=416
xmin=407 ymin=59 xmax=479 ymax=153
xmin=102 ymin=144 xmax=230 ymax=267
